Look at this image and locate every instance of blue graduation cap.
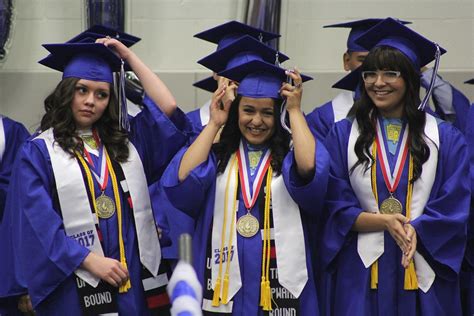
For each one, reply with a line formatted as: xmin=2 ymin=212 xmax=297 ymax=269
xmin=67 ymin=25 xmax=141 ymax=47
xmin=40 ymin=42 xmax=122 ymax=83
xmin=197 ymin=35 xmax=288 ymax=73
xmin=332 ymin=67 xmax=361 ymax=91
xmin=193 ymin=76 xmax=217 ymax=93
xmin=354 ymin=17 xmax=446 ymax=110
xmin=219 ymin=59 xmax=312 ymax=100
xmin=194 ymin=20 xmax=280 ymax=51
xmin=39 ymin=42 xmax=130 ymax=129
xmin=465 ymin=78 xmax=474 ymax=85
xmin=324 ymin=18 xmax=411 ymax=52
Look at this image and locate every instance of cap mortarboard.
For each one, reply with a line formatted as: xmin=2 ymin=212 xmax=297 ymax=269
xmin=193 ymin=76 xmax=217 ymax=93
xmin=465 ymin=78 xmax=474 ymax=85
xmin=194 ymin=20 xmax=280 ymax=50
xmin=332 ymin=67 xmax=361 ymax=91
xmin=219 ymin=60 xmax=312 ymax=99
xmin=354 ymin=17 xmax=446 ymax=69
xmin=67 ymin=25 xmax=141 ymax=47
xmin=197 ymin=35 xmax=289 ymax=73
xmin=39 ymin=43 xmax=122 ymax=83
xmin=324 ymin=18 xmax=411 ymax=52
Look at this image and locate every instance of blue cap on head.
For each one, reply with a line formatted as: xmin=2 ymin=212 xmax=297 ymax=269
xmin=197 ymin=35 xmax=289 ymax=73
xmin=67 ymin=25 xmax=141 ymax=47
xmin=354 ymin=17 xmax=446 ymax=69
xmin=39 ymin=43 xmax=122 ymax=83
xmin=194 ymin=20 xmax=280 ymax=51
xmin=465 ymin=78 xmax=474 ymax=85
xmin=218 ymin=59 xmax=312 ymax=100
xmin=332 ymin=67 xmax=361 ymax=91
xmin=324 ymin=18 xmax=411 ymax=52
xmin=193 ymin=76 xmax=217 ymax=93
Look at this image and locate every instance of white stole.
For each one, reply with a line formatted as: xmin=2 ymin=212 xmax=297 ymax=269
xmin=211 ymin=153 xmax=308 ymax=304
xmin=37 ymin=129 xmax=161 ymax=287
xmin=348 ymin=114 xmax=438 ymax=292
xmin=332 ymin=91 xmax=355 ymax=122
xmin=199 ymin=100 xmax=211 ymax=127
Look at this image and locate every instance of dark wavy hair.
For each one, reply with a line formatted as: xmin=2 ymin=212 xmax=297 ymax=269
xmin=350 ymin=46 xmax=430 ymax=182
xmin=213 ymin=95 xmax=291 ymax=175
xmin=40 ymin=77 xmax=129 ymax=162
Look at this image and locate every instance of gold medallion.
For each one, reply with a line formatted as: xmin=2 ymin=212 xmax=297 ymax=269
xmin=237 ymin=213 xmax=260 ymax=238
xmin=96 ymin=194 xmax=116 ymax=219
xmin=379 ymin=196 xmax=403 ymax=214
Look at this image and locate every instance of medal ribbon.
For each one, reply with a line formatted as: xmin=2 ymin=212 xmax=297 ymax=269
xmin=82 ymin=130 xmax=109 ymax=192
xmin=236 ymin=141 xmax=271 ymax=211
xmin=375 ymin=119 xmax=409 ymax=195
xmin=76 ymin=147 xmax=131 ymax=293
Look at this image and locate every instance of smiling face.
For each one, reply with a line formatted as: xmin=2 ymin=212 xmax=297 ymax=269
xmin=364 ymin=70 xmax=407 ymax=118
xmin=71 ymin=79 xmax=110 ymax=129
xmin=238 ymin=97 xmax=276 ymax=146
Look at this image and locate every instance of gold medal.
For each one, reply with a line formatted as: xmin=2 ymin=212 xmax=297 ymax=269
xmin=379 ymin=196 xmax=403 ymax=214
xmin=96 ymin=193 xmax=116 ymax=219
xmin=237 ymin=213 xmax=260 ymax=238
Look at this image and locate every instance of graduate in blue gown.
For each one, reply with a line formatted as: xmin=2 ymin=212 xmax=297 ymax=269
xmin=3 ymin=38 xmax=191 ymax=315
xmin=162 ymin=58 xmax=329 ymax=315
xmin=162 ymin=21 xmax=287 ymax=264
xmin=0 ymin=117 xmax=30 ymax=315
xmin=322 ymin=18 xmax=470 ymax=315
xmin=461 ymin=78 xmax=474 ymax=315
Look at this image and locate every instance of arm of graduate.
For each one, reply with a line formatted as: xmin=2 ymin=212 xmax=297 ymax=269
xmin=161 ymin=86 xmax=229 ymax=217
xmin=410 ymin=123 xmax=470 ymax=280
xmin=98 ymin=37 xmax=177 ymax=117
xmin=13 ymin=141 xmax=90 ymax=307
xmin=128 ymin=94 xmax=193 ymax=184
xmin=421 ymin=68 xmax=471 ymax=133
xmin=0 ymin=118 xmax=30 ymax=220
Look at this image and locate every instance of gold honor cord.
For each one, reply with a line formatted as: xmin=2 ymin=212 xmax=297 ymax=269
xmin=369 ymin=143 xmax=418 ymax=290
xmin=260 ymin=166 xmax=273 ymax=311
xmin=212 ymin=156 xmax=238 ymax=306
xmin=76 ymin=150 xmax=131 ymax=293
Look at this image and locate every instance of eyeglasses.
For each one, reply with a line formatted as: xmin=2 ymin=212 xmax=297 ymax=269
xmin=361 ymin=71 xmax=401 ymax=84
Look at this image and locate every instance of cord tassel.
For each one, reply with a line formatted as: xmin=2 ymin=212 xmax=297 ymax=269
xmin=212 ymin=278 xmax=221 ymax=306
xmin=404 ymin=260 xmax=418 ymax=290
xmin=221 ymin=274 xmax=230 ymax=304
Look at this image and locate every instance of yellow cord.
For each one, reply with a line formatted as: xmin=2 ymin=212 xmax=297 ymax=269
xmin=404 ymin=156 xmax=418 ymax=290
xmin=76 ymin=149 xmax=130 ymax=293
xmin=260 ymin=167 xmax=273 ymax=311
xmin=369 ymin=143 xmax=418 ymax=290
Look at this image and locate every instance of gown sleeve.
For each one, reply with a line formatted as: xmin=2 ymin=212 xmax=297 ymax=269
xmin=128 ymin=95 xmax=193 ymax=184
xmin=282 ymin=138 xmax=330 ymax=215
xmin=306 ymin=101 xmax=335 ymax=144
xmin=410 ymin=122 xmax=471 ymax=280
xmin=161 ymin=147 xmax=217 ymax=219
xmin=12 ymin=140 xmax=90 ymax=307
xmin=0 ymin=118 xmax=30 ymax=220
xmin=321 ymin=120 xmax=366 ymax=270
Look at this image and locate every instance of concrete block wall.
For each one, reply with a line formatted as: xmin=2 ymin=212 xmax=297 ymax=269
xmin=0 ymin=0 xmax=472 ymax=132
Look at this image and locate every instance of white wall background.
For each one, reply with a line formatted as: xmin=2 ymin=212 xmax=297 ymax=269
xmin=0 ymin=0 xmax=473 ymax=132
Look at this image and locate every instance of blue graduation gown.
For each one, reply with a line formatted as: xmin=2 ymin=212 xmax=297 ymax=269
xmin=162 ymin=143 xmax=330 ymax=316
xmin=322 ymin=117 xmax=470 ymax=315
xmin=461 ymin=104 xmax=474 ymax=315
xmin=4 ymin=101 xmax=190 ymax=315
xmin=0 ymin=117 xmax=30 ymax=315
xmin=421 ymin=70 xmax=471 ymax=134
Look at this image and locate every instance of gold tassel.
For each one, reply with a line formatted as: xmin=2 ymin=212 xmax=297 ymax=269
xmin=212 ymin=278 xmax=221 ymax=306
xmin=370 ymin=261 xmax=378 ymax=289
xmin=259 ymin=276 xmax=266 ymax=307
xmin=262 ymin=280 xmax=272 ymax=311
xmin=404 ymin=260 xmax=418 ymax=290
xmin=221 ymin=274 xmax=230 ymax=304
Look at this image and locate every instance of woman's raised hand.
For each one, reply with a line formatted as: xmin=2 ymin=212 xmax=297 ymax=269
xmin=280 ymin=68 xmax=303 ymax=112
xmin=96 ymin=37 xmax=133 ymax=62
